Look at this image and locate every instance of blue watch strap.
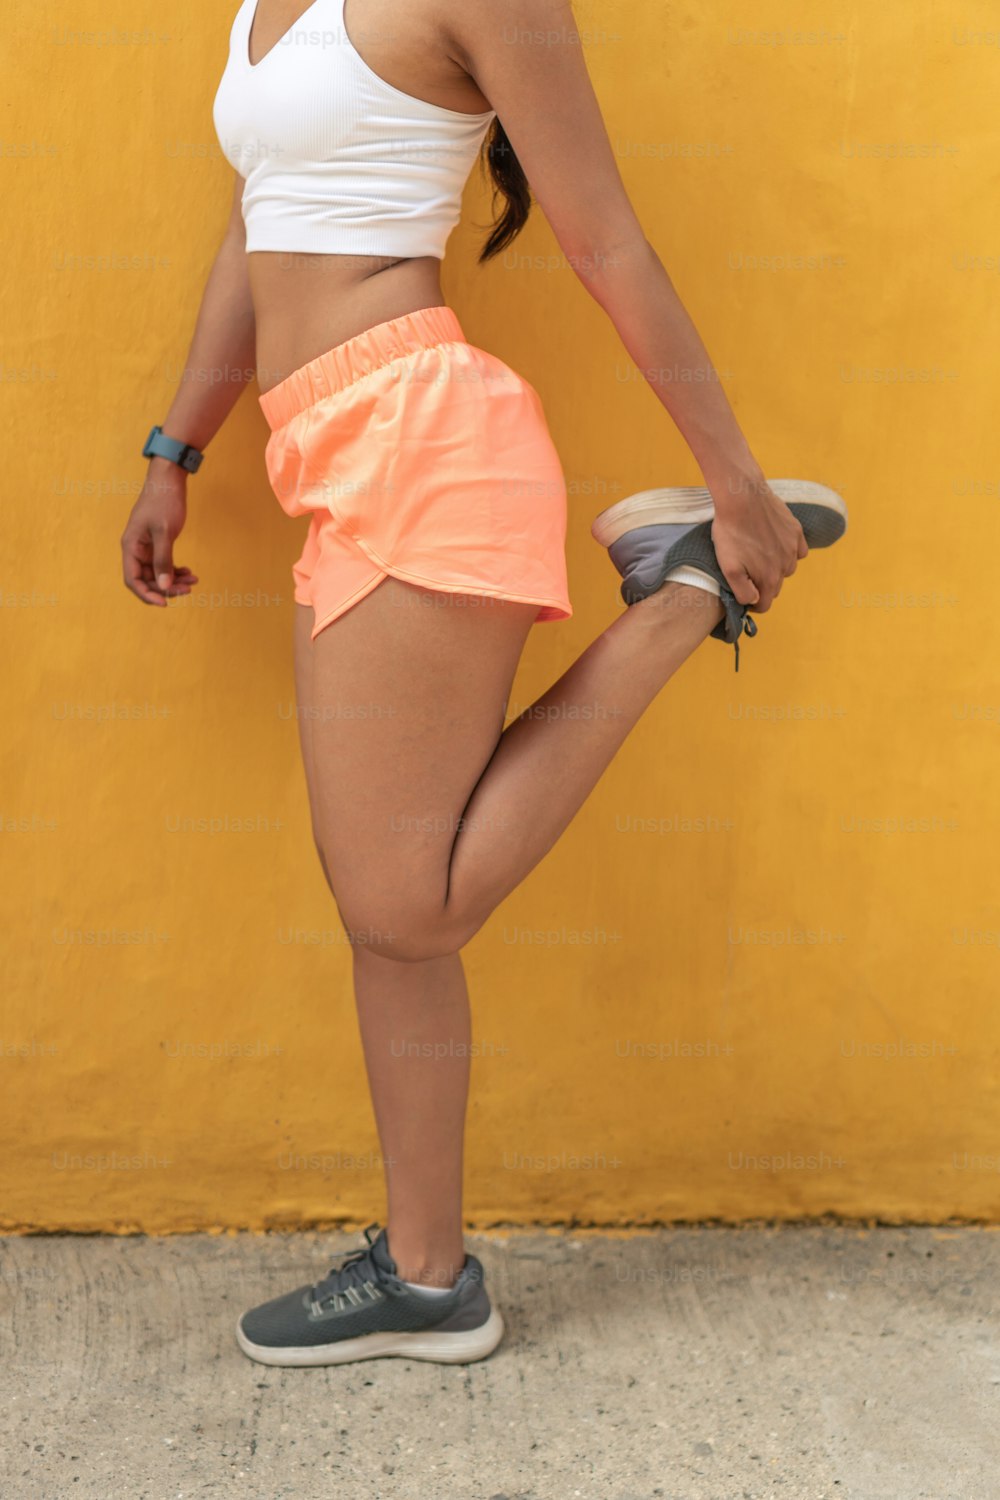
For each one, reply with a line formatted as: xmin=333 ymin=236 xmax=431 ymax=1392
xmin=142 ymin=424 xmax=204 ymax=474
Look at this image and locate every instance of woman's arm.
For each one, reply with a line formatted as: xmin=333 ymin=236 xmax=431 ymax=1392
xmin=155 ymin=170 xmax=256 ymax=456
xmin=121 ymin=172 xmax=256 ymax=605
xmin=444 ymin=0 xmax=807 ymax=611
xmin=577 ymin=236 xmax=809 ymax=608
xmin=574 ymin=235 xmax=764 ymax=495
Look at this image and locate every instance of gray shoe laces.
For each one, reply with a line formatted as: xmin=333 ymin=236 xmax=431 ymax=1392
xmin=715 ymin=580 xmax=759 ymax=672
xmin=733 ymin=611 xmax=758 ymax=672
xmin=310 ymin=1222 xmax=394 ymax=1307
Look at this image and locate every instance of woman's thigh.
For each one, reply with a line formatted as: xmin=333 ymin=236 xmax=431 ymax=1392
xmin=294 ymin=579 xmax=537 ymax=958
xmin=293 ymin=602 xmax=321 ymax=847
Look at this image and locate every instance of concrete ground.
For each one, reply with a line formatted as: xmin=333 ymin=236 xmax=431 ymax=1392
xmin=1 ymin=1225 xmax=997 ymax=1500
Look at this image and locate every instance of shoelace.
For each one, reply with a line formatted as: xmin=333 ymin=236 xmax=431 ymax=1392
xmin=732 ymin=612 xmax=758 ymax=673
xmin=310 ymin=1221 xmax=389 ymax=1307
xmin=717 ymin=580 xmax=759 ymax=673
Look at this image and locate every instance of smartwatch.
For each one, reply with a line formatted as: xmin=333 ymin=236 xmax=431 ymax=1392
xmin=142 ymin=424 xmax=204 ymax=474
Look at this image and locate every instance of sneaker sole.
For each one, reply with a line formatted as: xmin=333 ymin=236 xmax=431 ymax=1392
xmin=590 ymin=478 xmax=847 ymax=548
xmin=234 ymin=1305 xmax=505 ymax=1367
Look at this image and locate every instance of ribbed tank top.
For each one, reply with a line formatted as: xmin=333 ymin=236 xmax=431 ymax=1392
xmin=212 ymin=0 xmax=497 ymax=258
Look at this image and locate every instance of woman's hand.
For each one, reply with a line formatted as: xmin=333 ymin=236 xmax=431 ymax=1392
xmin=709 ymin=475 xmax=809 ymax=612
xmin=120 ymin=460 xmax=199 ymax=607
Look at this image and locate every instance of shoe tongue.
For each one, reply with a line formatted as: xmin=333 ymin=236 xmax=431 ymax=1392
xmin=369 ymin=1228 xmax=397 ymax=1276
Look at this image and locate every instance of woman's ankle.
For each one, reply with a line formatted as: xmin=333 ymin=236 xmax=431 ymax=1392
xmin=386 ymin=1226 xmax=465 ymax=1288
xmin=632 ymin=579 xmax=726 ymax=633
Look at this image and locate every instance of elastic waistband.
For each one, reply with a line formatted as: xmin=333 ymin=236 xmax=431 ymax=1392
xmin=257 ymin=304 xmax=467 ymax=430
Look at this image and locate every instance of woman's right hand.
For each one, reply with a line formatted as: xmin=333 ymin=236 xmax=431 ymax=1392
xmin=709 ymin=473 xmax=808 ymax=614
xmin=120 ymin=460 xmax=199 ymax=607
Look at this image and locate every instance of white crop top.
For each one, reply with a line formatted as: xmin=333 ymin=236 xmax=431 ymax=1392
xmin=212 ymin=0 xmax=497 ymax=258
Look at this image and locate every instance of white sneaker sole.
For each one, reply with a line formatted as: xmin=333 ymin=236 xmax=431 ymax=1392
xmin=234 ymin=1305 xmax=505 ymax=1367
xmin=590 ymin=478 xmax=848 ymax=548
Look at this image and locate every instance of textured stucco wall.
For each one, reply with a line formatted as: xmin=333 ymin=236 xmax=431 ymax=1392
xmin=4 ymin=0 xmax=998 ymax=1230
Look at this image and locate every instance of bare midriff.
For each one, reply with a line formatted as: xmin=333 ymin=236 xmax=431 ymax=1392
xmin=248 ymin=252 xmax=449 ymax=396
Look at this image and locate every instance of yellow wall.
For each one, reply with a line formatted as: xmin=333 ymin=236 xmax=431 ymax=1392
xmin=4 ymin=0 xmax=998 ymax=1232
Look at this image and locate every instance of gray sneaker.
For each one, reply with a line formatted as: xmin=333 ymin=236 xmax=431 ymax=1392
xmin=592 ymin=479 xmax=848 ymax=670
xmin=235 ymin=1223 xmax=504 ymax=1367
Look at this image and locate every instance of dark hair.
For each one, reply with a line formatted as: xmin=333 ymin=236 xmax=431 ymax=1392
xmin=477 ymin=118 xmax=532 ymax=263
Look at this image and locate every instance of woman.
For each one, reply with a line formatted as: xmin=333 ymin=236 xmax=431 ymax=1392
xmin=121 ymin=0 xmax=846 ymax=1368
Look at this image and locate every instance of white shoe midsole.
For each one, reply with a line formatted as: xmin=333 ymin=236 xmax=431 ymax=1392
xmin=235 ymin=1306 xmax=505 ymax=1367
xmin=591 ymin=478 xmax=847 ymax=547
xmin=590 ymin=485 xmax=714 ymax=546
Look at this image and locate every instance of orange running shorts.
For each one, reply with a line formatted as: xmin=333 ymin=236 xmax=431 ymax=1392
xmin=257 ymin=303 xmax=573 ymax=641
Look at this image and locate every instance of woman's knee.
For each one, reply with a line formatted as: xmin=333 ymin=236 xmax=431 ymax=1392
xmin=339 ymin=898 xmax=473 ymax=963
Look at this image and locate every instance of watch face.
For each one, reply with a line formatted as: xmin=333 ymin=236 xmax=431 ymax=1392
xmin=142 ymin=426 xmax=201 ymax=470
